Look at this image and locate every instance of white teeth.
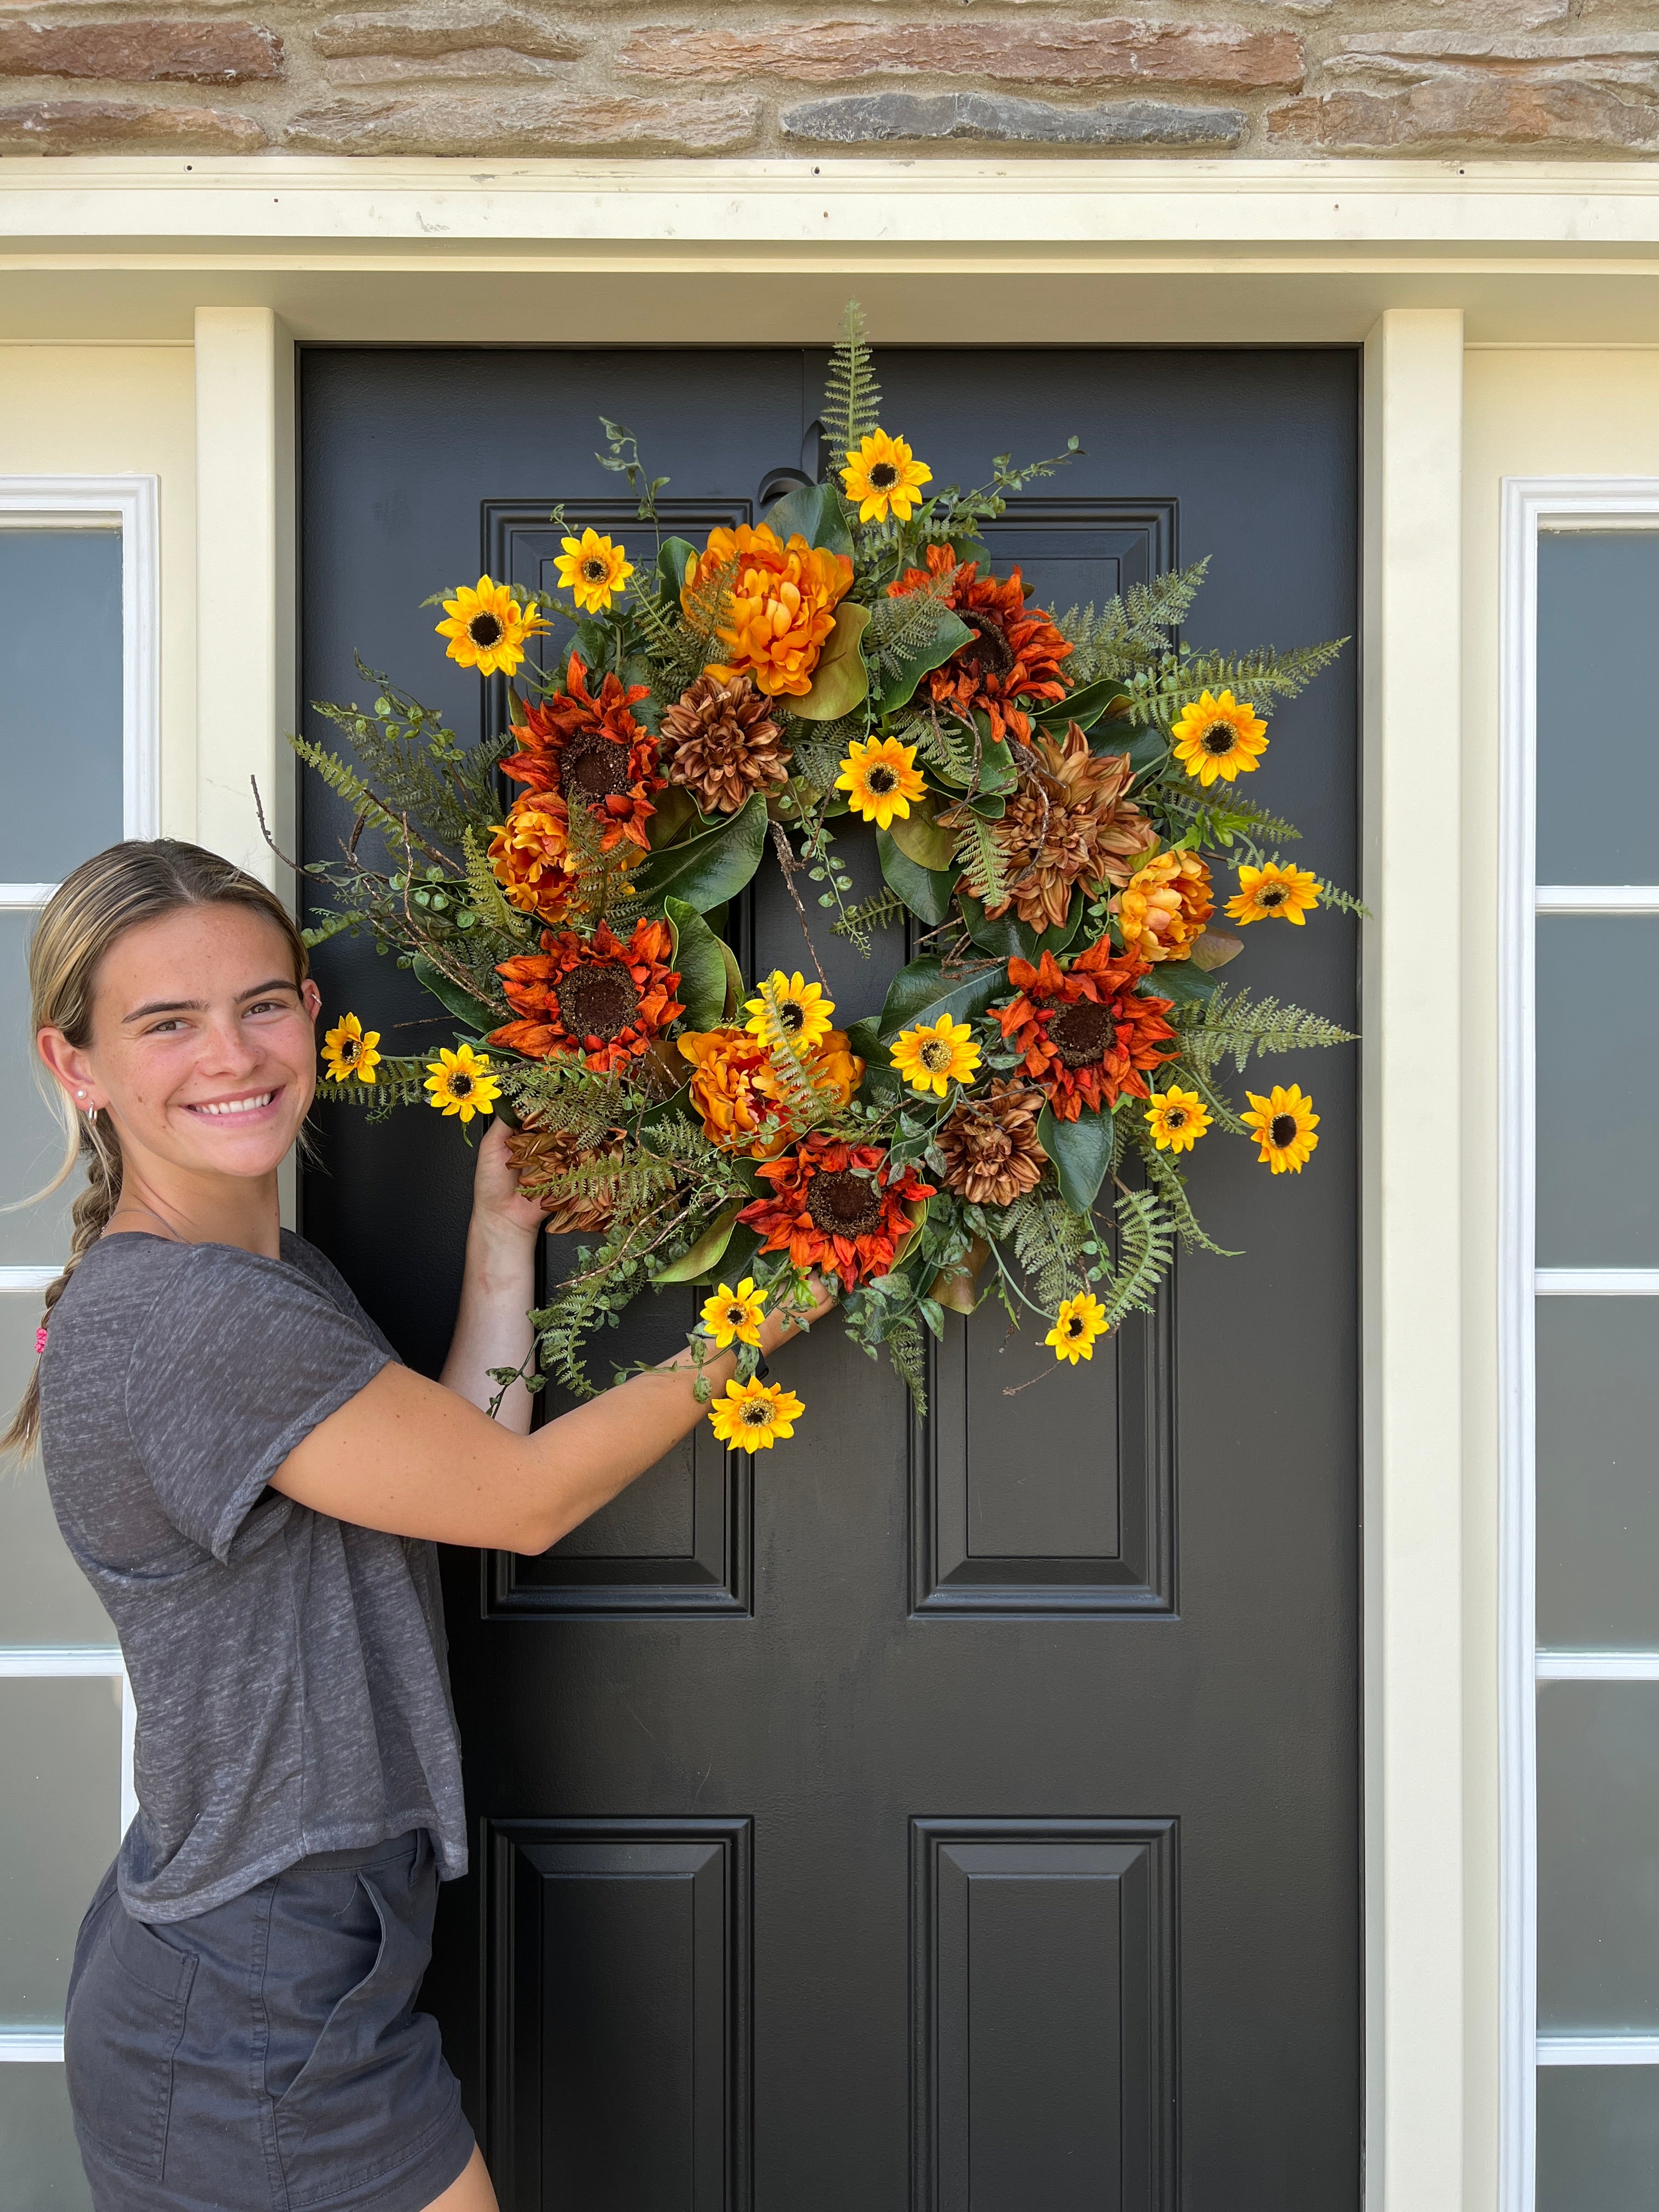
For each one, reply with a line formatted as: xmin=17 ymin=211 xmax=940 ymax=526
xmin=194 ymin=1093 xmax=274 ymax=1117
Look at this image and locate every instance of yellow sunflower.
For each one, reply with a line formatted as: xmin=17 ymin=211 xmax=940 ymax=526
xmin=1242 ymin=1083 xmax=1319 ymax=1173
xmin=321 ymin=1012 xmax=380 ymax=1085
xmin=890 ymin=1015 xmax=981 ymax=1099
xmin=1170 ymin=688 xmax=1269 ymax=788
xmin=424 ymin=1043 xmax=500 ymax=1125
xmin=1144 ymin=1086 xmax=1211 ymax=1154
xmin=554 ymin=527 xmax=634 ymax=615
xmin=708 ymin=1375 xmax=804 ymax=1452
xmin=744 ymin=972 xmax=836 ymax=1054
xmin=699 ymin=1278 xmax=768 ymax=1351
xmin=1225 ymin=860 xmax=1321 ymax=927
xmin=835 ymin=736 xmax=926 ymax=830
xmin=1045 ymin=1291 xmax=1109 ymax=1365
xmin=435 ymin=576 xmax=548 ymax=678
xmin=840 ymin=429 xmax=933 ymax=525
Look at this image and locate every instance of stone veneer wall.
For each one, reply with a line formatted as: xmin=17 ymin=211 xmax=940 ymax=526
xmin=1 ymin=1 xmax=1658 ymax=160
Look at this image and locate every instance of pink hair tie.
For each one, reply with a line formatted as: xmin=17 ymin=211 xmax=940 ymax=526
xmin=35 ymin=1326 xmax=48 ymax=1357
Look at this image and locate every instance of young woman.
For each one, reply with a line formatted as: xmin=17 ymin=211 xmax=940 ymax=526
xmin=6 ymin=838 xmax=828 ymax=2212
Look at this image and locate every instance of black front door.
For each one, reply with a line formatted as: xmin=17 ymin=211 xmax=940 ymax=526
xmin=299 ymin=344 xmax=1360 ymax=2211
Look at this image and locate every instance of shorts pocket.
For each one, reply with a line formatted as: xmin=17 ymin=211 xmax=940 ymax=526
xmin=64 ymin=1898 xmax=195 ymax=2182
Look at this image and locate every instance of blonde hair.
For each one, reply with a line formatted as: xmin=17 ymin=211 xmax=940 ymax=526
xmin=3 ymin=840 xmax=309 ymax=1458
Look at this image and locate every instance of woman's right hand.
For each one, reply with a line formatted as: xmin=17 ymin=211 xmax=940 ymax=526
xmin=758 ymin=1269 xmax=836 ymax=1355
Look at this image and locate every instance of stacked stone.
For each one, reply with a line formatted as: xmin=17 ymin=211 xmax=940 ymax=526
xmin=1 ymin=2 xmax=1656 ymax=160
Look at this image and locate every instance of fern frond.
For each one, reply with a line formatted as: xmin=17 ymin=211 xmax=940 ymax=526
xmin=290 ymin=734 xmax=404 ymax=844
xmin=904 ymin=708 xmax=980 ymax=787
xmin=832 ymin=887 xmax=907 ymax=939
xmin=1007 ymin=1190 xmax=1091 ymax=1312
xmin=864 ymin=576 xmax=960 ymax=682
xmin=1178 ymin=987 xmax=1356 ymax=1078
xmin=1314 ymin=875 xmax=1369 ymax=919
xmin=888 ymin=1314 xmax=928 ymax=1419
xmin=1137 ymin=1139 xmax=1242 ymax=1256
xmin=460 ymin=825 xmax=522 ymax=939
xmin=1124 ymin=638 xmax=1348 ymax=730
xmin=947 ymin=805 xmax=1008 ymax=910
xmin=1055 ymin=558 xmax=1211 ymax=683
xmin=822 ymin=297 xmax=882 ymax=460
xmin=1101 ymin=1187 xmax=1174 ymax=1327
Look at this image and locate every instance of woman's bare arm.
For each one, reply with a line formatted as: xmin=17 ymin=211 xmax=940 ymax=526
xmin=272 ymin=1290 xmax=826 ymax=1554
xmin=437 ymin=1121 xmax=544 ymax=1432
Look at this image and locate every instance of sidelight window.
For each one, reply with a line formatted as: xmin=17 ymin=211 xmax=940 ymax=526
xmin=1502 ymin=485 xmax=1659 ymax=2209
xmin=0 ymin=478 xmax=157 ymax=2195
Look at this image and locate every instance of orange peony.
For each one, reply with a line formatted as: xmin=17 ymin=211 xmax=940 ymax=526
xmin=491 ymin=917 xmax=683 ymax=1074
xmin=1112 ymin=848 xmax=1214 ymax=963
xmin=679 ymin=1023 xmax=864 ymax=1156
xmin=487 ymin=793 xmax=584 ymax=923
xmin=685 ymin=522 xmax=854 ymax=699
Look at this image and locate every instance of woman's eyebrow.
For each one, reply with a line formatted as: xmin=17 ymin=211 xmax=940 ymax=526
xmin=121 ymin=980 xmax=297 ymax=1024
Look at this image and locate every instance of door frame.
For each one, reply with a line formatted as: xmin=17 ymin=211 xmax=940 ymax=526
xmin=9 ymin=148 xmax=1630 ymax=2212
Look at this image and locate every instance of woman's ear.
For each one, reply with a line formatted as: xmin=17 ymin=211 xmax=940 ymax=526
xmin=301 ymin=979 xmax=323 ymax=1023
xmin=37 ymin=1026 xmax=98 ymax=1113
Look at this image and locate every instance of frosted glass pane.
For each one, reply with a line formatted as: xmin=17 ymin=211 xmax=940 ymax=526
xmin=1537 ymin=531 xmax=1659 ymax=884
xmin=1537 ymin=1298 xmax=1659 ymax=1650
xmin=1538 ymin=1681 xmax=1659 ymax=2032
xmin=1536 ymin=918 xmax=1659 ymax=1267
xmin=0 ymin=1302 xmax=114 ymax=1648
xmin=1538 ymin=2066 xmax=1659 ymax=2212
xmin=0 ymin=529 xmax=122 ymax=885
xmin=0 ymin=1679 xmax=119 ymax=2027
xmin=0 ymin=2064 xmax=92 ymax=2211
xmin=0 ymin=911 xmax=79 ymax=1269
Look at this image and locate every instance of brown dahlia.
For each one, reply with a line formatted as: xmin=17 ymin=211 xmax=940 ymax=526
xmin=995 ymin=938 xmax=1177 ymax=1121
xmin=887 ymin=542 xmax=1073 ymax=745
xmin=506 ymin=1119 xmax=627 ymax=1235
xmin=950 ymin=724 xmax=1156 ymax=933
xmin=661 ymin=672 xmax=791 ymax=815
xmin=937 ymin=1081 xmax=1049 ymax=1208
xmin=502 ymin=652 xmax=664 ymax=855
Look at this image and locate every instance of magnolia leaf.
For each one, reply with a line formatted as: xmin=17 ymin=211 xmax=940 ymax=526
xmin=874 ymin=607 xmax=973 ymax=716
xmin=1149 ymin=962 xmax=1219 ymax=1008
xmin=652 ymin=1200 xmax=744 ymax=1285
xmin=410 ymin=953 xmax=500 ymax=1036
xmin=664 ymin=897 xmax=729 ymax=1030
xmin=889 ymin=1193 xmax=930 ymax=1270
xmin=1188 ymin=927 xmax=1244 ymax=973
xmin=647 ymin=786 xmax=698 ymax=849
xmin=885 ymin=789 xmax=957 ymax=873
xmin=877 ymin=955 xmax=1006 ymax=1046
xmin=845 ymin=1015 xmax=882 ymax=1062
xmin=716 ymin=934 xmax=744 ymax=1021
xmin=877 ymin=829 xmax=957 ymax=926
xmin=658 ymin=536 xmax=699 ymax=594
xmin=928 ymin=1235 xmax=990 ymax=1316
xmin=1037 ymin=1103 xmax=1114 ymax=1214
xmin=633 ymin=792 xmax=768 ymax=911
xmin=1036 ymin=676 xmax=1131 ymax=735
xmin=761 ymin=479 xmax=853 ymax=557
xmin=793 ymin=602 xmax=871 ymax=721
xmin=1103 ymin=724 xmax=1170 ymax=775
xmin=958 ymin=891 xmax=1085 ymax=964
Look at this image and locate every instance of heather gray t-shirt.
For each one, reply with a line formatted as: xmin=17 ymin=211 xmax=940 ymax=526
xmin=38 ymin=1229 xmax=467 ymax=1922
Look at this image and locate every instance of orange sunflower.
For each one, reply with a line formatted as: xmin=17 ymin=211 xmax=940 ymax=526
xmin=487 ymin=793 xmax=582 ymax=922
xmin=887 ymin=543 xmax=1073 ymax=744
xmin=995 ymin=936 xmax=1177 ymax=1121
xmin=678 ymin=1024 xmax=865 ymax=1156
xmin=738 ymin=1134 xmax=935 ymax=1289
xmin=490 ymin=917 xmax=684 ymax=1074
xmin=501 ymin=653 xmax=663 ymax=856
xmin=685 ymin=523 xmax=854 ymax=699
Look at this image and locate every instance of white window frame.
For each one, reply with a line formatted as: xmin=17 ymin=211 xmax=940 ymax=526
xmin=1499 ymin=477 xmax=1659 ymax=2210
xmin=0 ymin=475 xmax=157 ymax=2063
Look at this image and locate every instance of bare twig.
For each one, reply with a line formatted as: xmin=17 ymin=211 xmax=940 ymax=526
xmin=768 ymin=820 xmax=832 ymax=992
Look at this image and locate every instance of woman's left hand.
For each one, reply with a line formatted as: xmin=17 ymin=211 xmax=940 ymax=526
xmin=468 ymin=1118 xmax=546 ymax=1246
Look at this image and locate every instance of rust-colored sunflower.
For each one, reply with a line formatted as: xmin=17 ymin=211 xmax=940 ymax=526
xmin=678 ymin=1024 xmax=864 ymax=1156
xmin=738 ymin=1133 xmax=935 ymax=1289
xmin=995 ymin=936 xmax=1177 ymax=1121
xmin=887 ymin=542 xmax=1073 ymax=745
xmin=490 ymin=917 xmax=684 ymax=1074
xmin=501 ymin=652 xmax=664 ymax=856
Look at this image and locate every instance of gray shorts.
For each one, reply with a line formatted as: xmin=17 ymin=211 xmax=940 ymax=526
xmin=63 ymin=1829 xmax=475 ymax=2212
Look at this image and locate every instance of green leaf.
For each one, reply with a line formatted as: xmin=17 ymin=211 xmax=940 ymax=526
xmin=972 ymin=729 xmax=1019 ymax=795
xmin=653 ymin=1200 xmax=744 ymax=1285
xmin=716 ymin=934 xmax=744 ymax=1021
xmin=1148 ymin=961 xmax=1219 ymax=1008
xmin=877 ymin=828 xmax=957 ymax=926
xmin=877 ymin=955 xmax=1007 ymax=1046
xmin=761 ymin=479 xmax=854 ymax=558
xmin=647 ymin=785 xmax=698 ymax=848
xmin=658 ymin=536 xmax=698 ymax=594
xmin=957 ymin=891 xmax=1085 ymax=964
xmin=665 ymin=898 xmax=729 ymax=1030
xmin=793 ymin=602 xmax=870 ymax=721
xmin=845 ymin=1015 xmax=882 ymax=1062
xmin=633 ymin=792 xmax=768 ymax=911
xmin=711 ymin=1220 xmax=765 ymax=1287
xmin=874 ymin=608 xmax=973 ymax=716
xmin=885 ymin=790 xmax=957 ymax=873
xmin=1037 ymin=676 xmax=1131 ymax=735
xmin=410 ymin=953 xmax=499 ymax=1035
xmin=1104 ymin=724 xmax=1170 ymax=775
xmin=1038 ymin=1103 xmax=1114 ymax=1214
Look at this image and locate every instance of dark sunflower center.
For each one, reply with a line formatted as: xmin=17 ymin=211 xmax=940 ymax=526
xmin=1258 ymin=887 xmax=1286 ymax=909
xmin=1201 ymin=722 xmax=1237 ymax=755
xmin=581 ymin=557 xmax=609 ymax=583
xmin=918 ymin=1037 xmax=954 ymax=1073
xmin=959 ymin=606 xmax=1017 ymax=676
xmin=869 ymin=461 xmax=899 ymax=489
xmin=562 ymin=731 xmax=633 ymax=801
xmin=1065 ymin=1314 xmax=1085 ymax=1338
xmin=1048 ymin=998 xmax=1116 ymax=1070
xmin=556 ymin=963 xmax=640 ymax=1042
xmin=865 ymin=764 xmax=898 ymax=795
xmin=725 ymin=1306 xmax=747 ymax=1327
xmin=450 ymin=1073 xmax=473 ymax=1098
xmin=777 ymin=1000 xmax=805 ymax=1034
xmin=806 ymin=1167 xmax=884 ymax=1240
xmin=1165 ymin=1107 xmax=1187 ymax=1128
xmin=1270 ymin=1113 xmax=1297 ymax=1148
xmin=740 ymin=1400 xmax=773 ymax=1427
xmin=469 ymin=612 xmax=503 ymax=647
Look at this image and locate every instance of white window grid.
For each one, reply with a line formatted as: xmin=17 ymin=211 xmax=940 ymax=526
xmin=0 ymin=477 xmax=157 ymax=2067
xmin=1499 ymin=479 xmax=1659 ymax=2208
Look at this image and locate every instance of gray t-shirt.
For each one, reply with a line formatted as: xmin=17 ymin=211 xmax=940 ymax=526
xmin=39 ymin=1229 xmax=467 ymax=1922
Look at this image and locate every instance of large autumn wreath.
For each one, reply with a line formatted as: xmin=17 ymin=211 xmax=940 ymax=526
xmin=293 ymin=306 xmax=1355 ymax=1449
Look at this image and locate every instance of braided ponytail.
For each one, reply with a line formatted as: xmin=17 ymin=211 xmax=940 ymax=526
xmin=2 ymin=840 xmax=308 ymax=1459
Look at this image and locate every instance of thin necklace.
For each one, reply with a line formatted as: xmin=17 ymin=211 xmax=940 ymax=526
xmin=108 ymin=1200 xmax=185 ymax=1243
